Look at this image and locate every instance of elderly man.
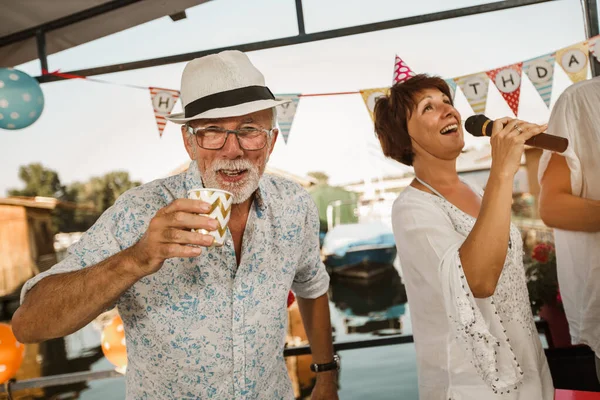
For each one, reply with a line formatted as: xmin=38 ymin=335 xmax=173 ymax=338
xmin=12 ymin=50 xmax=339 ymax=399
xmin=538 ymin=76 xmax=600 ymax=382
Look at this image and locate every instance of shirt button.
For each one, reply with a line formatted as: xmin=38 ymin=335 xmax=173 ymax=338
xmin=225 ymin=239 xmax=233 ymax=247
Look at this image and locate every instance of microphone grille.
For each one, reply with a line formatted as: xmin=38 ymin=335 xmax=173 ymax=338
xmin=464 ymin=114 xmax=488 ymax=137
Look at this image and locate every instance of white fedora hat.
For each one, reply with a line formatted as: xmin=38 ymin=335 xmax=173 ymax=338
xmin=165 ymin=50 xmax=290 ymax=124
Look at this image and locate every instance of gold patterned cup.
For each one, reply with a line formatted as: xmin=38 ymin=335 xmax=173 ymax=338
xmin=187 ymin=188 xmax=233 ymax=246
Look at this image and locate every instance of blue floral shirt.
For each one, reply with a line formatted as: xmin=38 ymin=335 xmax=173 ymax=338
xmin=21 ymin=161 xmax=330 ymax=399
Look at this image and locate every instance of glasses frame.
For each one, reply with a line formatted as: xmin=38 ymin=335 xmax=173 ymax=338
xmin=186 ymin=125 xmax=274 ymax=151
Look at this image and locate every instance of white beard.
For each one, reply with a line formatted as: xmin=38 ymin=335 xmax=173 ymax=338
xmin=201 ymin=158 xmax=264 ymax=204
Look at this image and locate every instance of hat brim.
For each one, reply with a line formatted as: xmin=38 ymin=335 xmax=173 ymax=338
xmin=165 ymin=98 xmax=291 ymax=124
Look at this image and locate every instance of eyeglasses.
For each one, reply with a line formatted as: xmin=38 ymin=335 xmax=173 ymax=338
xmin=187 ymin=126 xmax=273 ymax=151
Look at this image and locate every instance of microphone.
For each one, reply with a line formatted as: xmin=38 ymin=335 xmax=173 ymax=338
xmin=464 ymin=114 xmax=568 ymax=153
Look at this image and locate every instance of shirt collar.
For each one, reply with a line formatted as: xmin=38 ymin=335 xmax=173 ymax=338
xmin=183 ymin=160 xmax=268 ymax=214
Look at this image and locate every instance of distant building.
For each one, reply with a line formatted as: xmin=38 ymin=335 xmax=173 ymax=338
xmin=0 ymin=197 xmax=91 ymax=298
xmin=342 ymin=145 xmax=531 ymax=197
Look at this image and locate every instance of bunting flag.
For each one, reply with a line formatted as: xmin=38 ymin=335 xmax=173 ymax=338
xmin=523 ymin=53 xmax=556 ymax=108
xmin=445 ymin=78 xmax=457 ymax=100
xmin=556 ymin=42 xmax=589 ymax=83
xmin=486 ymin=63 xmax=523 ymax=116
xmin=393 ymin=55 xmax=416 ymax=84
xmin=360 ymin=87 xmax=390 ymax=121
xmin=34 ymin=35 xmax=600 ymax=141
xmin=454 ymin=72 xmax=489 ymax=114
xmin=275 ymin=94 xmax=300 ymax=144
xmin=149 ymin=87 xmax=180 ymax=137
xmin=589 ymin=35 xmax=600 ymax=62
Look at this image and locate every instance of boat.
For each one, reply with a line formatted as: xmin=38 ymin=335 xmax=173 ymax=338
xmin=322 ymin=221 xmax=397 ymax=273
xmin=321 ymin=197 xmax=397 ymax=275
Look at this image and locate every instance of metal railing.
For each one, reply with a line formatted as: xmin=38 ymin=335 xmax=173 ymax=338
xmin=0 ymin=319 xmax=552 ymax=396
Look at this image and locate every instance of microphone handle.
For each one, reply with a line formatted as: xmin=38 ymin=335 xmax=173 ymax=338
xmin=477 ymin=116 xmax=568 ymax=153
xmin=524 ymin=134 xmax=568 ymax=153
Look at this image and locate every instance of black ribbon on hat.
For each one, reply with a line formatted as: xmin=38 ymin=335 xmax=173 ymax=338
xmin=184 ymin=85 xmax=275 ymax=118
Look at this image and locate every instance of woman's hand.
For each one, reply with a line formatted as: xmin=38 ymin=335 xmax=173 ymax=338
xmin=489 ymin=117 xmax=547 ymax=179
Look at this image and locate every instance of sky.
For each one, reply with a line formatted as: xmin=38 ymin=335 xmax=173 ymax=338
xmin=1 ymin=0 xmax=598 ymax=196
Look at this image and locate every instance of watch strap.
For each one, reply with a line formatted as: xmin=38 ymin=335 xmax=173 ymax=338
xmin=310 ymin=355 xmax=340 ymax=373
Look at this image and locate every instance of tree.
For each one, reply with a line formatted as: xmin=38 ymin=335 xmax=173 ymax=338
xmin=8 ymin=163 xmax=74 ymax=233
xmin=75 ymin=171 xmax=142 ymax=215
xmin=8 ymin=164 xmax=142 ymax=233
xmin=8 ymin=163 xmax=65 ymax=198
xmin=67 ymin=171 xmax=142 ymax=231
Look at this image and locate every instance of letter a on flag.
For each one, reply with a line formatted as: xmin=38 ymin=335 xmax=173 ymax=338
xmin=556 ymin=41 xmax=589 ymax=83
xmin=149 ymin=87 xmax=180 ymax=138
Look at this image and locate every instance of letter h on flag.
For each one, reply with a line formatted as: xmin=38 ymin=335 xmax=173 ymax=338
xmin=149 ymin=87 xmax=180 ymax=137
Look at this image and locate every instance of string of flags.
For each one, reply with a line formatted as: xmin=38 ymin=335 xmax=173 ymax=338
xmin=41 ymin=35 xmax=600 ymax=139
xmin=358 ymin=35 xmax=599 ymax=123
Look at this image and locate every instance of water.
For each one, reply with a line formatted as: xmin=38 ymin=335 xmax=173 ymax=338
xmin=328 ymin=265 xmax=418 ymax=400
xmin=8 ymin=264 xmax=417 ymax=399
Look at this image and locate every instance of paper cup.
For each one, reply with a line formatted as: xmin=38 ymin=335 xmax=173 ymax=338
xmin=187 ymin=188 xmax=233 ymax=246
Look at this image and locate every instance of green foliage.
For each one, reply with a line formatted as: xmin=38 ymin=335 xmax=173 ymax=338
xmin=8 ymin=163 xmax=65 ymax=198
xmin=8 ymin=163 xmax=141 ymax=233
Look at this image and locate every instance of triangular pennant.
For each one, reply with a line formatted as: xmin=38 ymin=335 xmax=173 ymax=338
xmin=393 ymin=55 xmax=416 ymax=85
xmin=149 ymin=87 xmax=180 ymax=138
xmin=523 ymin=53 xmax=556 ymax=108
xmin=588 ymin=34 xmax=600 ymax=62
xmin=445 ymin=78 xmax=457 ymax=100
xmin=486 ymin=63 xmax=523 ymax=116
xmin=454 ymin=72 xmax=490 ymax=114
xmin=360 ymin=87 xmax=390 ymax=121
xmin=556 ymin=41 xmax=589 ymax=83
xmin=275 ymin=94 xmax=300 ymax=144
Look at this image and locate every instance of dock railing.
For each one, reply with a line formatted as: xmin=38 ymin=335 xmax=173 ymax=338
xmin=0 ymin=320 xmax=553 ymax=396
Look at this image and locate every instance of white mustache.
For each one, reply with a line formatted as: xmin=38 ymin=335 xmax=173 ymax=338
xmin=211 ymin=159 xmax=256 ymax=173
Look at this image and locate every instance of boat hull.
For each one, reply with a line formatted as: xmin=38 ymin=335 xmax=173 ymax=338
xmin=324 ymin=244 xmax=397 ymax=271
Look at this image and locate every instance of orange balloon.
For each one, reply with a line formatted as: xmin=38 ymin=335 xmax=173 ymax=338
xmin=101 ymin=315 xmax=127 ymax=371
xmin=0 ymin=323 xmax=25 ymax=384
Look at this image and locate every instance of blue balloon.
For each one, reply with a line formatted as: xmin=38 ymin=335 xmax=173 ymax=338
xmin=0 ymin=68 xmax=45 ymax=130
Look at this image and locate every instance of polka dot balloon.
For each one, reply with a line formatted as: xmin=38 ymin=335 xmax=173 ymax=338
xmin=101 ymin=314 xmax=127 ymax=373
xmin=0 ymin=68 xmax=44 ymax=130
xmin=0 ymin=323 xmax=25 ymax=384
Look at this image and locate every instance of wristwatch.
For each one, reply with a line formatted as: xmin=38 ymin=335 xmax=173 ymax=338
xmin=309 ymin=354 xmax=340 ymax=373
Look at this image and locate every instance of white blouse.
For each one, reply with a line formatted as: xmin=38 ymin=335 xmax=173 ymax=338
xmin=392 ymin=184 xmax=553 ymax=400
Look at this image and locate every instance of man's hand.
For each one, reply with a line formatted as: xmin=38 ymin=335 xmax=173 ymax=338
xmin=127 ymin=198 xmax=218 ymax=277
xmin=311 ymin=371 xmax=339 ymax=400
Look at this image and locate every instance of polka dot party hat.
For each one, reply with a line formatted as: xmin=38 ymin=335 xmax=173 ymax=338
xmin=393 ymin=55 xmax=416 ymax=85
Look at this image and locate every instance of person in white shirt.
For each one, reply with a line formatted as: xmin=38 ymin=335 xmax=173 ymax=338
xmin=373 ymin=74 xmax=554 ymax=399
xmin=538 ymin=76 xmax=600 ymax=382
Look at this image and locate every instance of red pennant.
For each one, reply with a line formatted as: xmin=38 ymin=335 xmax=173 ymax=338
xmin=486 ymin=63 xmax=523 ymax=116
xmin=149 ymin=87 xmax=180 ymax=138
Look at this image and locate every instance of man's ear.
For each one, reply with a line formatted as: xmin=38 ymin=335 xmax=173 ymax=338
xmin=268 ymin=128 xmax=279 ymax=156
xmin=182 ymin=125 xmax=196 ymax=159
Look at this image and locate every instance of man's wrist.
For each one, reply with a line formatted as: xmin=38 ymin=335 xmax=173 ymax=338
xmin=315 ymin=369 xmax=338 ymax=380
xmin=310 ymin=354 xmax=340 ymax=373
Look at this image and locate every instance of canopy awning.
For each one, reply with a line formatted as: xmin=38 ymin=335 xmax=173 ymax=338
xmin=0 ymin=0 xmax=210 ymax=68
